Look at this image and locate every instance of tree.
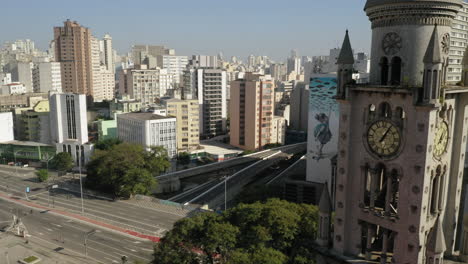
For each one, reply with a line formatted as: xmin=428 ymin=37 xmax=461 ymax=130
xmin=153 ymin=199 xmax=319 ymax=264
xmin=86 ymin=143 xmax=169 ymax=198
xmin=50 ymin=152 xmax=74 ymax=172
xmin=177 ymin=152 xmax=191 ymax=165
xmin=36 ymin=169 xmax=48 ymax=182
xmin=95 ymin=138 xmax=122 ymax=150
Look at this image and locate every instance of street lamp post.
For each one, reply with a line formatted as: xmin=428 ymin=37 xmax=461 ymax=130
xmin=78 ymin=149 xmax=84 ymax=215
xmin=13 ymin=150 xmax=20 ymax=176
xmin=223 ymin=176 xmax=228 ymax=211
xmin=84 ymin=229 xmax=96 ymax=258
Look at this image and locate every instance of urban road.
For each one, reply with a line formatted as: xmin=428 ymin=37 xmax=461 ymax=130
xmin=0 ymin=198 xmax=154 ymax=263
xmin=0 ymin=165 xmax=191 ymax=263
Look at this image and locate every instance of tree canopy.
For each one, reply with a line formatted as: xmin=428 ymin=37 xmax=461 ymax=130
xmin=36 ymin=169 xmax=49 ymax=182
xmin=153 ymin=199 xmax=319 ymax=264
xmin=50 ymin=152 xmax=74 ymax=172
xmin=95 ymin=138 xmax=122 ymax=151
xmin=86 ymin=143 xmax=170 ymax=198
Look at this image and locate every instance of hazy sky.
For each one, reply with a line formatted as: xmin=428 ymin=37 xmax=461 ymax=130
xmin=1 ymin=0 xmax=371 ymax=61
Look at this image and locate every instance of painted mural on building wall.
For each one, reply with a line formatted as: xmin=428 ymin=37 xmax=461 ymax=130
xmin=307 ymin=77 xmax=339 ymax=185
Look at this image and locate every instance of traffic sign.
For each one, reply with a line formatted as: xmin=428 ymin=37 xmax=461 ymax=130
xmin=26 ymin=187 xmax=30 ymax=193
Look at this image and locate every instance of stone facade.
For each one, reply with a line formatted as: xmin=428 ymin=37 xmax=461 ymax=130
xmin=332 ymin=1 xmax=468 ymax=263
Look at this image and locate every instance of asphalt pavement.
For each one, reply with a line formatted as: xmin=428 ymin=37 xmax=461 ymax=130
xmin=0 ymin=165 xmax=187 ymax=238
xmin=0 ymin=198 xmax=154 ymax=263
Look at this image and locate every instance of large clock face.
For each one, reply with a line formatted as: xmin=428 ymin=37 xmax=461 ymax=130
xmin=382 ymin=33 xmax=402 ymax=55
xmin=367 ymin=120 xmax=401 ymax=157
xmin=433 ymin=122 xmax=449 ymax=158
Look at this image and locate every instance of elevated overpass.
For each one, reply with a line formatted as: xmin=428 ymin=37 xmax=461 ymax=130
xmin=182 ymin=143 xmax=307 ymax=210
xmin=154 ymin=142 xmax=306 ymax=193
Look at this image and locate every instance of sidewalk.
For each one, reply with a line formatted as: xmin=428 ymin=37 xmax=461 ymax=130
xmin=0 ymin=191 xmax=161 ymax=243
xmin=0 ymin=233 xmax=99 ymax=264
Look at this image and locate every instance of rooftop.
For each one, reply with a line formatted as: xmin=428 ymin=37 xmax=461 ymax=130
xmin=118 ymin=112 xmax=174 ymax=121
xmin=0 ymin=140 xmax=53 ymax=147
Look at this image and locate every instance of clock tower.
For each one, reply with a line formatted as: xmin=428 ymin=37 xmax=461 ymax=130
xmin=333 ymin=0 xmax=468 ymax=263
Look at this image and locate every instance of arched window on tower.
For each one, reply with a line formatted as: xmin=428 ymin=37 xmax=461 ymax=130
xmin=380 ymin=57 xmax=389 ymax=85
xmin=368 ymin=104 xmax=376 ymax=122
xmin=390 ymin=57 xmax=402 ymax=85
xmin=432 ymin=69 xmax=439 ymax=100
xmin=379 ymin=102 xmax=392 ymax=118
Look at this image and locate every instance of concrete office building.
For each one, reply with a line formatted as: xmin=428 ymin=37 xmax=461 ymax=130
xmin=21 ymin=100 xmax=51 ymax=144
xmin=162 ymin=98 xmax=200 ymax=152
xmin=289 ymin=82 xmax=309 ymax=132
xmin=118 ymin=66 xmax=174 ymax=105
xmin=49 ymin=93 xmax=93 ymax=166
xmin=32 ymin=61 xmax=62 ymax=93
xmin=4 ymin=62 xmax=34 ymax=93
xmin=0 ymin=112 xmax=14 ymax=142
xmin=230 ymin=73 xmax=275 ymax=151
xmin=117 ymin=113 xmax=177 ymax=157
xmin=54 ymin=20 xmax=94 ymax=97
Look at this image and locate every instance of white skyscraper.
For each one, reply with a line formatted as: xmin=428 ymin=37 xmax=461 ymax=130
xmin=49 ymin=93 xmax=93 ymax=165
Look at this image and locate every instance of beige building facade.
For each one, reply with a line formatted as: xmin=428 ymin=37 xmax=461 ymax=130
xmin=54 ymin=20 xmax=94 ymax=97
xmin=163 ymin=98 xmax=199 ymax=152
xmin=230 ymin=73 xmax=274 ymax=151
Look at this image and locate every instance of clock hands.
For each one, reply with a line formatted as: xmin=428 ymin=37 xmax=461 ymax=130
xmin=379 ymin=127 xmax=392 ymax=144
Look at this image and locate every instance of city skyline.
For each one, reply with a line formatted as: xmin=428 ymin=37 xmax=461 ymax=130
xmin=0 ymin=0 xmax=371 ymax=60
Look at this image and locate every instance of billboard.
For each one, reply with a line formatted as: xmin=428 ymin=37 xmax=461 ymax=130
xmin=306 ymin=77 xmax=339 ymax=204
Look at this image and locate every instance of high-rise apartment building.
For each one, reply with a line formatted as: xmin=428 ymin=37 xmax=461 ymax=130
xmin=53 ymin=20 xmax=94 ymax=97
xmin=32 ymin=61 xmax=62 ymax=93
xmin=162 ymin=98 xmax=199 ymax=152
xmin=117 ymin=113 xmax=177 ymax=157
xmin=99 ymin=67 xmax=115 ymax=101
xmin=102 ymin=34 xmax=114 ymax=73
xmin=448 ymin=1 xmax=468 ymax=83
xmin=183 ymin=67 xmax=227 ymax=137
xmin=49 ymin=93 xmax=93 ymax=165
xmin=230 ymin=73 xmax=274 ymax=151
xmin=118 ymin=66 xmax=174 ymax=105
xmin=162 ymin=55 xmax=188 ymax=84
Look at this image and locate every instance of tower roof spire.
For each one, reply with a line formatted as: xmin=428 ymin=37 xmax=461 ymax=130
xmin=319 ymin=183 xmax=332 ymax=214
xmin=423 ymin=24 xmax=443 ymax=64
xmin=427 ymin=216 xmax=446 ymax=254
xmin=337 ymin=30 xmax=355 ymax=65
